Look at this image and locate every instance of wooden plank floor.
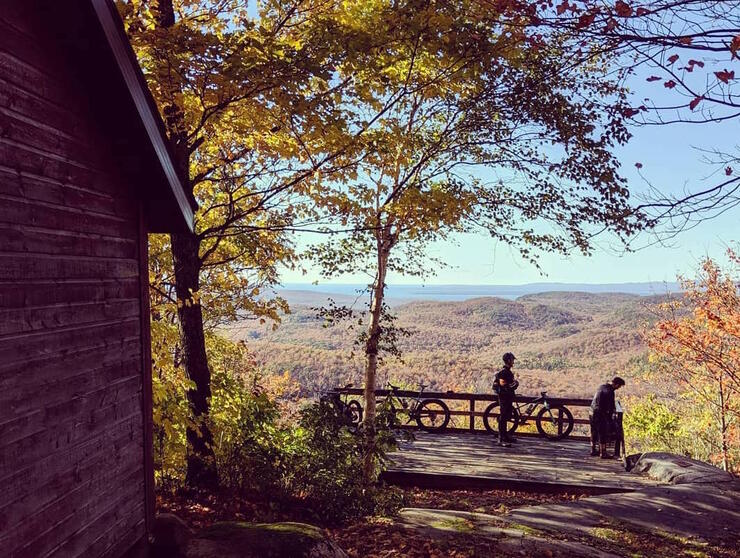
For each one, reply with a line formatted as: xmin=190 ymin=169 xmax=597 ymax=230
xmin=384 ymin=432 xmax=658 ymax=492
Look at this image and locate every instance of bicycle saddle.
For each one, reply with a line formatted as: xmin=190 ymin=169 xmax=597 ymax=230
xmin=541 ymin=391 xmax=548 ymax=397
xmin=343 ymin=383 xmax=353 ymax=389
xmin=418 ymin=382 xmax=428 ymax=390
xmin=388 ymin=383 xmax=401 ymax=390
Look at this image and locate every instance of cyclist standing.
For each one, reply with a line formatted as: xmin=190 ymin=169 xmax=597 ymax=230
xmin=494 ymin=352 xmax=519 ymax=447
xmin=589 ymin=376 xmax=625 ymax=458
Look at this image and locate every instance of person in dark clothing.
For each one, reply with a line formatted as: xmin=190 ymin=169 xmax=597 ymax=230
xmin=589 ymin=377 xmax=625 ymax=458
xmin=494 ymin=352 xmax=519 ymax=447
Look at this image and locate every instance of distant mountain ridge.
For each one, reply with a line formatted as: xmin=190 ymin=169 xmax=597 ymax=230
xmin=275 ymin=282 xmax=680 ymax=307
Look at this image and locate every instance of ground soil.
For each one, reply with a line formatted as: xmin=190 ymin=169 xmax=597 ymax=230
xmin=159 ymin=486 xmax=740 ymax=558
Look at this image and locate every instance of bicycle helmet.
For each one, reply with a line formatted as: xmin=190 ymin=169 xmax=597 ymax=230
xmin=502 ymin=352 xmax=516 ymax=363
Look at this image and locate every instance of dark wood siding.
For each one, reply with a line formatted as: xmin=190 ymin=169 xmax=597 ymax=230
xmin=0 ymin=6 xmax=148 ymax=557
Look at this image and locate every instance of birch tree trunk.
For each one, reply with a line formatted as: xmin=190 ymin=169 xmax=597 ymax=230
xmin=362 ymin=232 xmax=390 ymax=481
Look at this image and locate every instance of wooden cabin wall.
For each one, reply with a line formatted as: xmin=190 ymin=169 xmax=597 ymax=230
xmin=0 ymin=6 xmax=149 ymax=557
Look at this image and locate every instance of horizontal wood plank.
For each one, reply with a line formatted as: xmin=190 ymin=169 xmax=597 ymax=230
xmin=1 ymin=374 xmax=142 ymax=448
xmin=0 ymin=299 xmax=140 ymax=336
xmin=0 ymin=164 xmax=138 ymax=218
xmin=0 ymin=253 xmax=139 ymax=281
xmin=0 ymin=14 xmax=73 ymax=85
xmin=0 ymin=141 xmax=125 ymax=198
xmin=0 ymin=318 xmax=140 ymax=366
xmin=0 ymin=224 xmax=137 ymax=259
xmin=0 ymin=336 xmax=141 ymax=390
xmin=339 ymin=387 xmax=592 ymax=407
xmin=0 ymin=393 xmax=142 ymax=475
xmin=0 ymin=357 xmax=141 ymax=417
xmin=0 ymin=433 xmax=142 ymax=533
xmin=0 ymin=279 xmax=140 ymax=309
xmin=0 ymin=78 xmax=89 ymax=143
xmin=0 ymin=105 xmax=110 ymax=172
xmin=10 ymin=466 xmax=144 ymax=558
xmin=0 ymin=195 xmax=137 ymax=239
xmin=85 ymin=516 xmax=146 ymax=558
xmin=0 ymin=52 xmax=80 ymax=115
xmin=0 ymin=418 xmax=141 ymax=511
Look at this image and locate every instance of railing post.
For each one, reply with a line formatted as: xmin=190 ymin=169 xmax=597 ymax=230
xmin=558 ymin=407 xmax=563 ymax=437
xmin=469 ymin=397 xmax=475 ymax=431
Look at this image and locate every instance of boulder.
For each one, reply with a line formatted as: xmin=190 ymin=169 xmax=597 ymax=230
xmin=151 ymin=513 xmax=192 ymax=558
xmin=186 ymin=521 xmax=348 ymax=558
xmin=630 ymin=452 xmax=734 ymax=484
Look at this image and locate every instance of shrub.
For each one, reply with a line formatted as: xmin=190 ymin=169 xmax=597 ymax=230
xmin=623 ymin=394 xmax=685 ymax=453
xmin=289 ymin=401 xmax=401 ymax=522
xmin=623 ymin=393 xmax=739 ymax=472
xmin=211 ymin=378 xmax=293 ymax=497
xmin=210 ymin=374 xmax=402 ymax=523
xmin=151 ymin=325 xmax=403 ymax=522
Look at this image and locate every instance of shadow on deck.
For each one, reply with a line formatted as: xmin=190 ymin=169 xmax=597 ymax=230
xmin=382 ymin=432 xmax=658 ymax=494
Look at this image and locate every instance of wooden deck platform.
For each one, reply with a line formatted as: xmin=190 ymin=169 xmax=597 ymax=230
xmin=383 ymin=432 xmax=658 ymax=493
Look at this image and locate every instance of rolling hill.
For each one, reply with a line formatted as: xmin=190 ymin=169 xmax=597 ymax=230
xmin=229 ymin=291 xmax=672 ymax=399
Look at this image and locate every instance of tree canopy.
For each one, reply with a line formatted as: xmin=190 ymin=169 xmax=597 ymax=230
xmin=301 ymin=0 xmax=653 ymax=477
xmin=119 ymin=0 xmax=738 ymax=486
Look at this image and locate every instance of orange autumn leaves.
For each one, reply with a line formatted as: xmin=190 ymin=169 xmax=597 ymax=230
xmin=648 ymin=252 xmax=740 ymax=392
xmin=645 ymin=250 xmax=740 ymax=471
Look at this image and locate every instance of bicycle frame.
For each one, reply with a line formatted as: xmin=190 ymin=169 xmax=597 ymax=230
xmin=513 ymin=393 xmax=550 ymax=424
xmin=384 ymin=383 xmax=425 ymax=422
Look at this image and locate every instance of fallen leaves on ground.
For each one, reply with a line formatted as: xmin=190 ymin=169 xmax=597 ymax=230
xmin=403 ymin=488 xmax=586 ymax=515
xmin=157 ymin=489 xmax=315 ymax=530
xmin=158 ymin=487 xmax=740 ymax=557
xmin=328 ymin=521 xmax=509 ymax=558
xmin=580 ymin=518 xmax=740 ymax=558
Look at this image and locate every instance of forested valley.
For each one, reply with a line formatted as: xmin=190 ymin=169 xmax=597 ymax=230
xmin=238 ymin=291 xmax=660 ymax=398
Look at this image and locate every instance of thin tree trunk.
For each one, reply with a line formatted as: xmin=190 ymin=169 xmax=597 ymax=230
xmin=171 ymin=231 xmax=218 ymax=486
xmin=150 ymin=0 xmax=217 ymax=486
xmin=718 ymin=374 xmax=729 ymax=472
xmin=362 ymin=239 xmax=389 ymax=482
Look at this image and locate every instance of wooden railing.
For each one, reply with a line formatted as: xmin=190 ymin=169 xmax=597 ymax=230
xmin=334 ymin=387 xmax=593 ymax=440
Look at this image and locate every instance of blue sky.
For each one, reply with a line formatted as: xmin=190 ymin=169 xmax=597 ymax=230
xmin=281 ymin=39 xmax=739 ymax=286
xmin=284 ymin=115 xmax=737 ymax=286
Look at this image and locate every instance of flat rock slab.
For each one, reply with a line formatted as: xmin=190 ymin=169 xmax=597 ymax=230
xmin=186 ymin=522 xmax=347 ymax=558
xmin=631 ymin=452 xmax=736 ymax=484
xmin=505 ymin=482 xmax=740 ymax=546
xmin=387 ymin=432 xmax=657 ymax=491
xmin=399 ymin=507 xmax=620 ymax=557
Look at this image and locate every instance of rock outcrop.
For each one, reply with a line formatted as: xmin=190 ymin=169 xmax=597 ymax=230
xmin=630 ymin=452 xmax=735 ymax=485
xmin=185 ymin=521 xmax=348 ymax=558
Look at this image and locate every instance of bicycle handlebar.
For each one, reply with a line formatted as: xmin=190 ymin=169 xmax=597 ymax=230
xmin=387 ymin=382 xmax=428 ymax=391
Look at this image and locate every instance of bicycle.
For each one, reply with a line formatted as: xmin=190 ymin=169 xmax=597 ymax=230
xmin=321 ymin=383 xmax=363 ymax=429
xmin=482 ymin=391 xmax=574 ymax=440
xmin=380 ymin=382 xmax=451 ymax=432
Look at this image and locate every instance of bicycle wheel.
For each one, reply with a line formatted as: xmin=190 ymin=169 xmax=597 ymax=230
xmin=535 ymin=405 xmax=574 ymax=439
xmin=346 ymin=400 xmax=363 ymax=426
xmin=482 ymin=402 xmax=520 ymax=434
xmin=415 ymin=399 xmax=450 ymax=432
